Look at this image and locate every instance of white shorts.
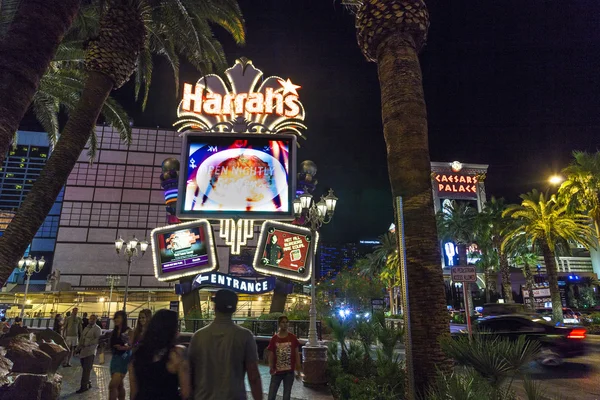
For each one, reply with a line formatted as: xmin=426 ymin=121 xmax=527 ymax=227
xmin=65 ymin=336 xmax=78 ymax=347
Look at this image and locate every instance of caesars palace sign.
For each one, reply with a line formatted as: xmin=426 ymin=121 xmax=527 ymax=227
xmin=434 ymin=173 xmax=478 ymax=195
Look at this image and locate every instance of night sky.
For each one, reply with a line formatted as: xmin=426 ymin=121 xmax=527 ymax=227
xmin=27 ymin=1 xmax=600 ymax=244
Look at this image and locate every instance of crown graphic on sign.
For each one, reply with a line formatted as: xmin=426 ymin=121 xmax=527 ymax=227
xmin=174 ymin=57 xmax=307 ymax=137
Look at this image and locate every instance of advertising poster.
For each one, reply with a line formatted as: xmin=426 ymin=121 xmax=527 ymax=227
xmin=177 ymin=132 xmax=296 ymax=220
xmin=253 ymin=221 xmax=318 ymax=282
xmin=151 ymin=220 xmax=217 ymax=281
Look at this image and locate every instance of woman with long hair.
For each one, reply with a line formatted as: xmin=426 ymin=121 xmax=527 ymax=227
xmin=129 ymin=309 xmax=190 ymax=400
xmin=130 ymin=309 xmax=152 ymax=350
xmin=108 ymin=311 xmax=131 ymax=400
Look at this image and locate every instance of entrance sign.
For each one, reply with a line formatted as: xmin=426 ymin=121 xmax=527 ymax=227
xmin=192 ymin=271 xmax=275 ymax=294
xmin=177 ymin=132 xmax=296 ymax=220
xmin=451 ymin=266 xmax=477 ymax=282
xmin=151 ymin=219 xmax=217 ymax=282
xmin=253 ymin=221 xmax=318 ymax=282
xmin=174 ymin=57 xmax=306 ymax=136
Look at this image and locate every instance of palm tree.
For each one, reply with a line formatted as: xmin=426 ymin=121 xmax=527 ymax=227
xmin=502 ymin=231 xmax=540 ymax=311
xmin=0 ymin=0 xmax=245 ymax=286
xmin=480 ymin=197 xmax=514 ymax=303
xmin=560 ymin=151 xmax=600 ymax=240
xmin=0 ymin=0 xmax=80 ymax=165
xmin=344 ymin=0 xmax=450 ymax=389
xmin=503 ymin=190 xmax=596 ymax=322
xmin=372 ymin=232 xmax=401 ymax=314
xmin=437 ymin=200 xmax=478 ymax=315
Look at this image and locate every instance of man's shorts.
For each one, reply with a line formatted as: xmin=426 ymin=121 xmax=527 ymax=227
xmin=65 ymin=336 xmax=78 ymax=347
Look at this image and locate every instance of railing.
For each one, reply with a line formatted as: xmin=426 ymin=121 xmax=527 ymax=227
xmin=534 ymin=257 xmax=594 ymax=274
xmin=8 ymin=317 xmax=322 ymax=341
xmin=178 ymin=319 xmax=321 ymax=340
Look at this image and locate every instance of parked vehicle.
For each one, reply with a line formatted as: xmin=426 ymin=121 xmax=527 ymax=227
xmin=473 ymin=314 xmax=588 ymax=366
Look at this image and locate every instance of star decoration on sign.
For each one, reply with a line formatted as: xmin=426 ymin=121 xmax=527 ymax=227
xmin=278 ymin=78 xmax=301 ymax=96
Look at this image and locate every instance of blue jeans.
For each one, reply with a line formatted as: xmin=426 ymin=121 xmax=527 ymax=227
xmin=268 ymin=371 xmax=295 ymax=400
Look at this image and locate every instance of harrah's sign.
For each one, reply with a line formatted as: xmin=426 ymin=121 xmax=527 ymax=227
xmin=434 ymin=173 xmax=478 ymax=194
xmin=174 ymin=58 xmax=306 ymax=134
xmin=182 ymin=81 xmax=300 ymax=118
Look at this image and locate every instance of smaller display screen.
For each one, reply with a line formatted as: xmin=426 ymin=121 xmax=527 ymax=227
xmin=261 ymin=229 xmax=310 ymax=273
xmin=151 ymin=220 xmax=216 ymax=281
xmin=157 ymin=227 xmax=208 ymax=273
xmin=253 ymin=221 xmax=318 ymax=282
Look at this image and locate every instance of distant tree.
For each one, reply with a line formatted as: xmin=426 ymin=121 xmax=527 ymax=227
xmin=503 ymin=190 xmax=595 ymax=322
xmin=560 ymin=151 xmax=600 ymax=240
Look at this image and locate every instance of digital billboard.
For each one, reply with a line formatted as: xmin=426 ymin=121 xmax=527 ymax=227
xmin=177 ymin=132 xmax=296 ymax=220
xmin=253 ymin=221 xmax=318 ymax=282
xmin=151 ymin=219 xmax=217 ymax=281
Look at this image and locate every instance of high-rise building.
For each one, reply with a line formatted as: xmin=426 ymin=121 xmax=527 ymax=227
xmin=317 ymin=242 xmax=361 ymax=279
xmin=0 ymin=131 xmax=62 ymax=284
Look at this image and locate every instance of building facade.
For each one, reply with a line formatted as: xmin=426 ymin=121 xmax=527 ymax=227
xmin=0 ymin=131 xmax=62 ymax=285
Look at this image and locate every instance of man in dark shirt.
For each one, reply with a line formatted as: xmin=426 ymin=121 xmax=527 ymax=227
xmin=189 ymin=289 xmax=263 ymax=400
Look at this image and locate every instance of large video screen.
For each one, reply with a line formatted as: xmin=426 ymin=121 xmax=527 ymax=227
xmin=177 ymin=132 xmax=296 ymax=220
xmin=253 ymin=221 xmax=318 ymax=282
xmin=151 ymin=220 xmax=217 ymax=281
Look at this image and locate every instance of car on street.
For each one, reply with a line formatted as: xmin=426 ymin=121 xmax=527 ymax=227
xmin=472 ymin=314 xmax=588 ymax=366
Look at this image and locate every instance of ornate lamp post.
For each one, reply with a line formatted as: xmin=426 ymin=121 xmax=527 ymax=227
xmin=293 ymin=188 xmax=338 ymax=386
xmin=115 ymin=236 xmax=148 ymax=313
xmin=17 ymin=255 xmax=46 ymax=318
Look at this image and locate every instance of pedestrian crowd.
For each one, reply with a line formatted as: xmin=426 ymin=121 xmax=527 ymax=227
xmin=46 ymin=289 xmax=303 ymax=400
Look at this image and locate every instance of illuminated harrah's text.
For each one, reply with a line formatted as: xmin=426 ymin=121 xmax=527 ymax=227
xmin=182 ymin=83 xmax=301 ymax=118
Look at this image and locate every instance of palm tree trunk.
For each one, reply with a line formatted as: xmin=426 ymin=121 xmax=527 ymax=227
xmin=377 ymin=32 xmax=450 ymax=390
xmin=484 ymin=268 xmax=491 ymax=303
xmin=499 ymin=252 xmax=514 ymax=303
xmin=0 ymin=71 xmax=114 ymax=286
xmin=522 ymin=262 xmax=536 ymax=310
xmin=0 ymin=0 xmax=80 ymax=165
xmin=456 ymin=243 xmax=475 ymax=316
xmin=541 ymin=243 xmax=564 ymax=322
xmin=269 ymin=280 xmax=288 ymax=313
xmin=388 ymin=286 xmax=395 ymax=315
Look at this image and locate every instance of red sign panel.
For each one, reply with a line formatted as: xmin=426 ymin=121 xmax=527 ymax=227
xmin=253 ymin=221 xmax=318 ymax=282
xmin=434 ymin=173 xmax=478 ymax=199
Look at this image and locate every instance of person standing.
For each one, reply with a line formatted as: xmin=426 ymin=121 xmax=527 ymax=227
xmin=109 ymin=311 xmax=131 ymax=400
xmin=267 ymin=316 xmax=302 ymax=400
xmin=82 ymin=312 xmax=89 ymax=331
xmin=1 ymin=317 xmax=9 ymax=334
xmin=76 ymin=314 xmax=102 ymax=394
xmin=130 ymin=309 xmax=152 ymax=350
xmin=63 ymin=308 xmax=82 ymax=367
xmin=129 ymin=309 xmax=190 ymax=400
xmin=189 ymin=289 xmax=263 ymax=400
xmin=53 ymin=313 xmax=63 ymax=334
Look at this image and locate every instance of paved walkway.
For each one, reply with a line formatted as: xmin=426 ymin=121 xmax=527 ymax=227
xmin=58 ymin=353 xmax=333 ymax=400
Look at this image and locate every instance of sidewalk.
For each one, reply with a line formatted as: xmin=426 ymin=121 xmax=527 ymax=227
xmin=58 ymin=353 xmax=333 ymax=400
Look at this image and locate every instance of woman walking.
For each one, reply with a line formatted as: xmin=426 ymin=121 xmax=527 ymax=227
xmin=130 ymin=309 xmax=152 ymax=350
xmin=129 ymin=309 xmax=190 ymax=400
xmin=109 ymin=311 xmax=131 ymax=400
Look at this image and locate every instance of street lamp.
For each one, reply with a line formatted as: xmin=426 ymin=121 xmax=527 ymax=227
xmin=115 ymin=236 xmax=148 ymax=313
xmin=106 ymin=275 xmax=120 ymax=317
xmin=17 ymin=255 xmax=46 ymax=318
xmin=294 ymin=188 xmax=338 ymax=379
xmin=548 ymin=175 xmax=564 ymax=186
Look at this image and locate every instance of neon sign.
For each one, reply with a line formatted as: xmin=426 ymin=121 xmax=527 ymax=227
xmin=434 ymin=173 xmax=478 ymax=195
xmin=192 ymin=271 xmax=276 ymax=294
xmin=174 ymin=57 xmax=306 ymax=136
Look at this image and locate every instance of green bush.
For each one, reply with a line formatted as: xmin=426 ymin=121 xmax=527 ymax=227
xmin=590 ymin=312 xmax=600 ymax=325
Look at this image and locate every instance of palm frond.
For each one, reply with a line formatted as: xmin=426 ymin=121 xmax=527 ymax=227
xmin=31 ymin=91 xmax=60 ymax=147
